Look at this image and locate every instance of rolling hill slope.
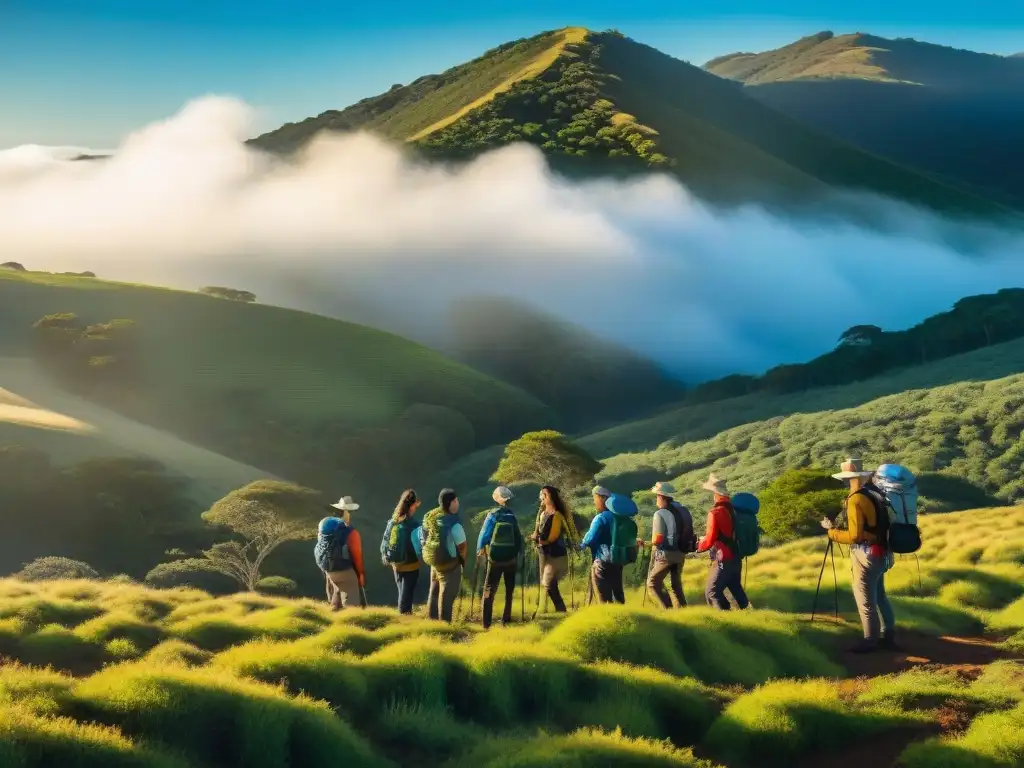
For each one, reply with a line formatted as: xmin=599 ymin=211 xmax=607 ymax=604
xmin=253 ymin=28 xmax=1007 ymax=217
xmin=704 ymin=32 xmax=1024 ymax=208
xmin=0 ymin=269 xmax=552 ymax=509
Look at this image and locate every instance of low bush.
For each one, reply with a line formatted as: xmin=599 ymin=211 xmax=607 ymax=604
xmin=16 ymin=557 xmax=100 ymax=582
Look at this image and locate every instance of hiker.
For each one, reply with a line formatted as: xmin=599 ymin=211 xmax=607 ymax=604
xmin=380 ymin=489 xmax=423 ymax=615
xmin=314 ymin=495 xmax=365 ymax=611
xmin=420 ymin=488 xmax=468 ymax=623
xmin=530 ymin=485 xmax=576 ymax=613
xmin=696 ymin=474 xmax=749 ymax=611
xmin=822 ymin=458 xmax=897 ymax=653
xmin=646 ymin=482 xmax=697 ymax=609
xmin=579 ymin=486 xmax=640 ymax=604
xmin=477 ymin=486 xmax=524 ymax=628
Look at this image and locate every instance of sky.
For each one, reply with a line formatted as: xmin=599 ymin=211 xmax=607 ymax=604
xmin=2 ymin=0 xmax=1023 ymax=148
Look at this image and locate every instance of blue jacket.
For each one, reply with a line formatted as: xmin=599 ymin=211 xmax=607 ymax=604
xmin=580 ymin=510 xmax=614 ymax=561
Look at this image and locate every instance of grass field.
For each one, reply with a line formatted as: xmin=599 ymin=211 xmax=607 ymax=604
xmin=0 ymin=506 xmax=1019 ymax=767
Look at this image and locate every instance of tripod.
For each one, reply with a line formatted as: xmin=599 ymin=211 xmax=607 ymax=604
xmin=810 ymin=539 xmax=839 ymax=622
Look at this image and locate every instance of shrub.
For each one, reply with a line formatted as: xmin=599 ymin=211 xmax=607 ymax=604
xmin=17 ymin=558 xmax=100 ymax=582
xmin=758 ymin=469 xmax=846 ymax=544
xmin=255 ymin=576 xmax=297 ymax=596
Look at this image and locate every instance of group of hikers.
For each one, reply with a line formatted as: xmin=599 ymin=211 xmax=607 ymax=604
xmin=314 ymin=457 xmax=920 ymax=654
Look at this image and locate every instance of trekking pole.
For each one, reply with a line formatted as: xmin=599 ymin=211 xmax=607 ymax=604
xmin=586 ymin=552 xmax=595 ymax=607
xmin=455 ymin=559 xmax=468 ymax=622
xmin=358 ymin=584 xmax=368 ymax=610
xmin=531 ymin=549 xmax=545 ymax=621
xmin=830 ymin=539 xmax=839 ymax=620
xmin=569 ymin=551 xmax=576 ymax=612
xmin=810 ymin=540 xmax=832 ymax=623
xmin=641 ymin=545 xmax=655 ymax=608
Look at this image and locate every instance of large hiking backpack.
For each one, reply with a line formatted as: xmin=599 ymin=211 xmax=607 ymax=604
xmin=606 ymin=494 xmax=639 ymax=565
xmin=872 ymin=464 xmax=921 ymax=554
xmin=382 ymin=516 xmax=419 ymax=566
xmin=421 ymin=509 xmax=458 ymax=568
xmin=666 ymin=502 xmax=697 ymax=554
xmin=487 ymin=509 xmax=521 ymax=563
xmin=731 ymin=492 xmax=762 ymax=559
xmin=315 ymin=517 xmax=352 ymax=572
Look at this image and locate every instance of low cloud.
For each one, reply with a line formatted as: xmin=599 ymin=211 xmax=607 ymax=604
xmin=2 ymin=95 xmax=1023 ymax=380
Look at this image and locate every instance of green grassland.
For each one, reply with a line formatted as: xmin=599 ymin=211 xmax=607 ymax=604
xmin=0 ymin=269 xmax=551 ymax=503
xmin=0 ymin=506 xmax=1020 ymax=767
xmin=704 ymin=31 xmax=1024 ymax=208
xmin=254 ymin=27 xmax=1011 ymax=217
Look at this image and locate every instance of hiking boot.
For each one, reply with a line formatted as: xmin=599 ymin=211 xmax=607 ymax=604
xmin=847 ymin=639 xmax=878 ymax=654
xmin=879 ymin=632 xmax=901 ymax=651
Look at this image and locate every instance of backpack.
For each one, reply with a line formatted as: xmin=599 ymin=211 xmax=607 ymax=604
xmin=487 ymin=508 xmax=522 ymax=564
xmin=606 ymin=494 xmax=639 ymax=565
xmin=731 ymin=492 xmax=762 ymax=559
xmin=382 ymin=516 xmax=419 ymax=566
xmin=315 ymin=517 xmax=352 ymax=572
xmin=664 ymin=502 xmax=697 ymax=554
xmin=421 ymin=509 xmax=458 ymax=567
xmin=873 ymin=464 xmax=922 ymax=554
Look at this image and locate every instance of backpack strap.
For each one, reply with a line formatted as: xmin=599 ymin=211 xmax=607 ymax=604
xmin=853 ymin=486 xmax=889 ymax=544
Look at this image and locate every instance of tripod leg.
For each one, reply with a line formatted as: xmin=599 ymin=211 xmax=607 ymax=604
xmin=811 ymin=541 xmax=831 ymax=623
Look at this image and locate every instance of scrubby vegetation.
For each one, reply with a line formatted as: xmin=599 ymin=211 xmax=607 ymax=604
xmin=198 ymin=286 xmax=256 ymax=303
xmin=0 ymin=505 xmax=1018 ymax=766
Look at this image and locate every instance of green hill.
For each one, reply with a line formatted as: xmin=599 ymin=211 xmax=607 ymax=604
xmin=0 ymin=269 xmax=552 ymax=507
xmin=704 ymin=31 xmax=1024 ymax=208
xmin=252 ymin=28 xmax=1008 ymax=218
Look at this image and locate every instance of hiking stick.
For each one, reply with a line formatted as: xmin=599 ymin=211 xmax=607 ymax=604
xmin=358 ymin=584 xmax=368 ymax=610
xmin=455 ymin=561 xmax=468 ymax=622
xmin=532 ymin=549 xmax=546 ymax=621
xmin=569 ymin=552 xmax=576 ymax=612
xmin=810 ymin=540 xmax=832 ymax=623
xmin=830 ymin=539 xmax=839 ymax=620
xmin=642 ymin=546 xmax=655 ymax=608
xmin=586 ymin=553 xmax=595 ymax=607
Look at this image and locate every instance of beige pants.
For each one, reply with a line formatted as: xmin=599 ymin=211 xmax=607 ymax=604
xmin=324 ymin=569 xmax=360 ymax=611
xmin=540 ymin=554 xmax=568 ymax=587
xmin=429 ymin=564 xmax=463 ymax=622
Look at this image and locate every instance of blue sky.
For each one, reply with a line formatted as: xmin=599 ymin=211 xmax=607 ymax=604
xmin=3 ymin=1 xmax=1022 ymax=148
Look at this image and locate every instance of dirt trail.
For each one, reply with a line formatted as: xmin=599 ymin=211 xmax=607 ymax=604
xmin=839 ymin=629 xmax=1021 ymax=678
xmin=0 ymin=357 xmax=276 ymax=501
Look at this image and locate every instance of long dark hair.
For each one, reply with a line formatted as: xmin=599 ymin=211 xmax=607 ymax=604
xmin=540 ymin=485 xmax=579 ymax=542
xmin=393 ymin=489 xmax=418 ymax=521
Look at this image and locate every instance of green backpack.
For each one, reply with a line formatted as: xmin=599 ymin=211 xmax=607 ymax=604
xmin=421 ymin=508 xmax=457 ymax=568
xmin=487 ymin=509 xmax=521 ymax=564
xmin=607 ymin=494 xmax=639 ymax=566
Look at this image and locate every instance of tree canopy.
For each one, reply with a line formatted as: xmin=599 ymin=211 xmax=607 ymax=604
xmin=757 ymin=468 xmax=847 ymax=544
xmin=491 ymin=430 xmax=603 ymax=491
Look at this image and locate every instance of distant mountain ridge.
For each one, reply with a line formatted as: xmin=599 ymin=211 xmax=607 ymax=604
xmin=253 ymin=27 xmax=1008 ymax=219
xmin=704 ymin=31 xmax=1024 ymax=208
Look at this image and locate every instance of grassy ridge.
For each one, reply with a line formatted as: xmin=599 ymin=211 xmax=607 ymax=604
xmin=0 ymin=269 xmax=551 ymax=503
xmin=0 ymin=506 xmax=1020 ymax=767
xmin=704 ymin=31 xmax=1024 ymax=208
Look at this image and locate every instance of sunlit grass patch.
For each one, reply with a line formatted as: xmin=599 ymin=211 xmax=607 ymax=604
xmin=857 ymin=666 xmax=1018 ymax=714
xmin=451 ymin=727 xmax=708 ymax=767
xmin=899 ymin=701 xmax=1024 ymax=767
xmin=73 ymin=661 xmax=384 ymax=768
xmin=73 ymin=611 xmax=163 ymax=651
xmin=143 ymin=639 xmax=213 ymax=668
xmin=0 ymin=664 xmax=76 ymax=717
xmin=0 ymin=597 xmax=103 ymax=630
xmin=19 ymin=624 xmax=106 ymax=673
xmin=704 ymin=678 xmax=913 ymax=766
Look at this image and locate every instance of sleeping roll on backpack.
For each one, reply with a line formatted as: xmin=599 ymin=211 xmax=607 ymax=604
xmin=606 ymin=494 xmax=640 ymax=565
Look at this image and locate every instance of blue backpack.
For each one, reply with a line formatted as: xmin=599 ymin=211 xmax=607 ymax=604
xmin=315 ymin=517 xmax=352 ymax=572
xmin=381 ymin=517 xmax=419 ymax=566
xmin=730 ymin=493 xmax=761 ymax=559
xmin=606 ymin=494 xmax=639 ymax=565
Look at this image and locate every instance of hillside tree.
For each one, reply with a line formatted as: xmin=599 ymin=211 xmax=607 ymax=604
xmin=758 ymin=468 xmax=847 ymax=544
xmin=491 ymin=430 xmax=603 ymax=492
xmin=192 ymin=480 xmax=324 ymax=591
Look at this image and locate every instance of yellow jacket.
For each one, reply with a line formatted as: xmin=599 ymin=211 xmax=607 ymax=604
xmin=828 ymin=492 xmax=880 ymax=546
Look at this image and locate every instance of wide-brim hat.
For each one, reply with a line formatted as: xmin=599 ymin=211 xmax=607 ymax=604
xmin=831 ymin=457 xmax=874 ymax=481
xmin=650 ymin=481 xmax=677 ymax=498
xmin=331 ymin=495 xmax=360 ymax=511
xmin=701 ymin=473 xmax=729 ymax=496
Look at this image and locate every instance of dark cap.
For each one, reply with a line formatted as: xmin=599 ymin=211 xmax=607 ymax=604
xmin=438 ymin=488 xmax=458 ymax=512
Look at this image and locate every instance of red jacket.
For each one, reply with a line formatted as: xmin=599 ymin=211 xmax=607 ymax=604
xmin=697 ymin=497 xmax=737 ymax=561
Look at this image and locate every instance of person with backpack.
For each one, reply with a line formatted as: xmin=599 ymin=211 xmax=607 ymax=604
xmin=695 ymin=474 xmax=749 ymax=611
xmin=420 ymin=488 xmax=468 ymax=623
xmin=380 ymin=489 xmax=423 ymax=615
xmin=477 ymin=486 xmax=524 ymax=628
xmin=646 ymin=482 xmax=696 ymax=609
xmin=314 ymin=495 xmax=365 ymax=611
xmin=530 ymin=485 xmax=577 ymax=613
xmin=579 ymin=486 xmax=640 ymax=604
xmin=822 ymin=458 xmax=898 ymax=654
